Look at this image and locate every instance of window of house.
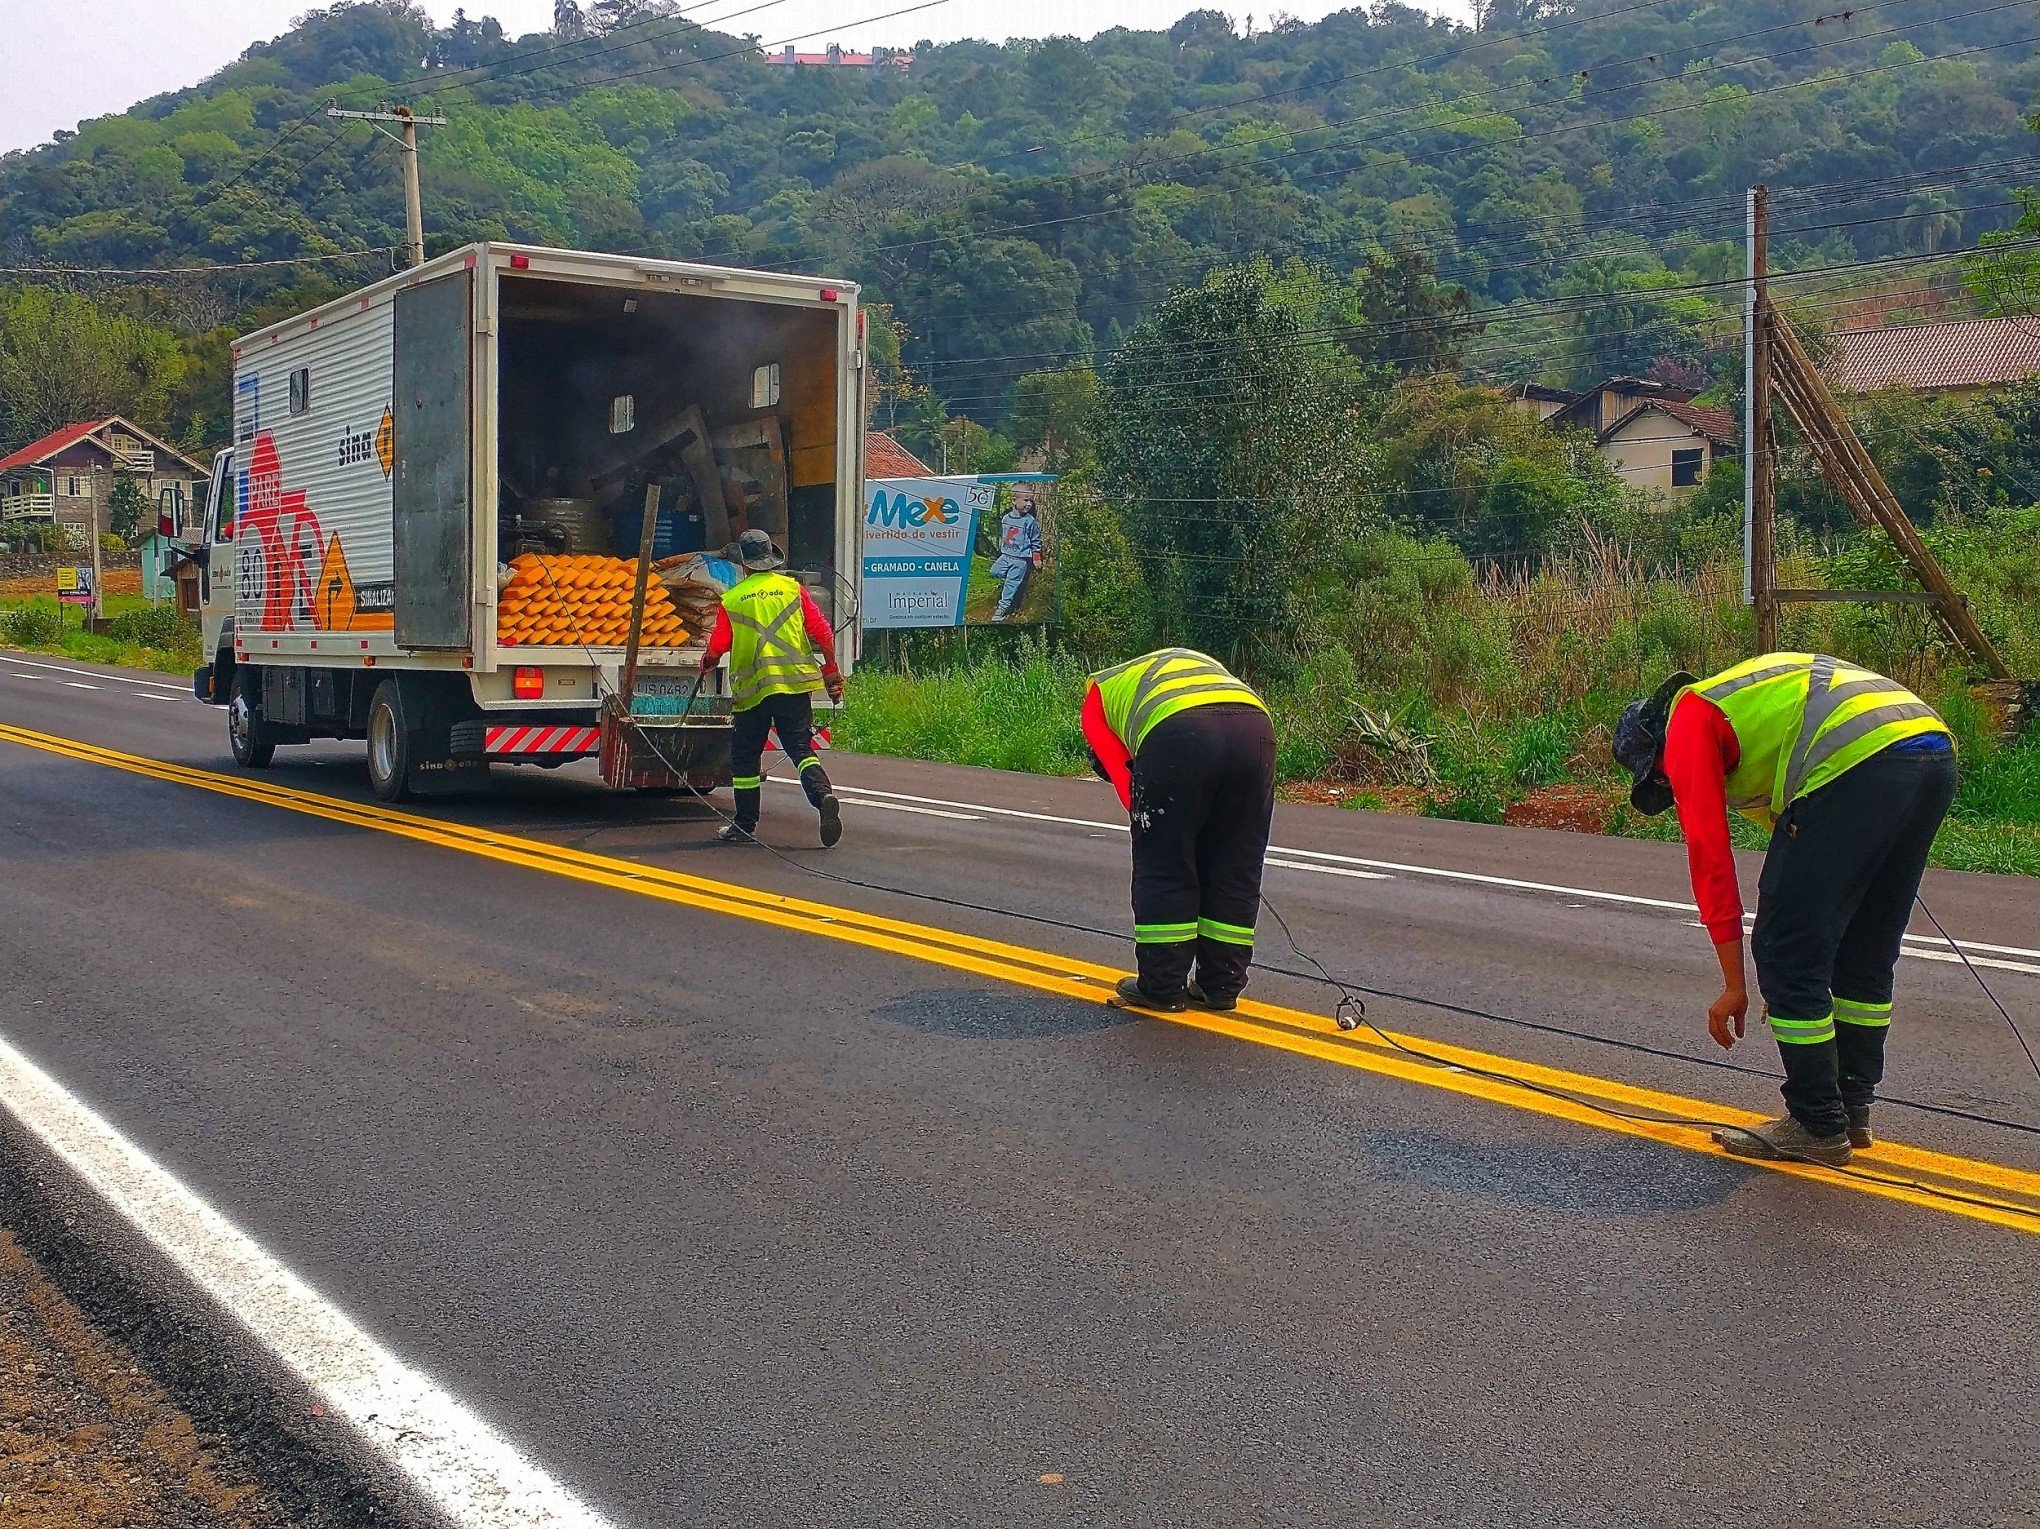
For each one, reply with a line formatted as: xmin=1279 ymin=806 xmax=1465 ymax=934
xmin=1671 ymin=448 xmax=1704 ymax=488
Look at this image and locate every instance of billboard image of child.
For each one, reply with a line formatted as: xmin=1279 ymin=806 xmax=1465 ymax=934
xmin=964 ymin=483 xmax=1056 ymax=625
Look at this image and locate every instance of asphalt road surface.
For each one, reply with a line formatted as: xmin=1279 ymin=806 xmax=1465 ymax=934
xmin=5 ymin=649 xmax=2040 ymax=1528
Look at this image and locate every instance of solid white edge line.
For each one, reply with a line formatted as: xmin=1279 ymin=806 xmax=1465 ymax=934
xmin=820 ymin=782 xmax=2040 ymax=964
xmin=0 ymin=652 xmax=188 ymax=692
xmin=1265 ymin=857 xmax=1393 ymax=882
xmin=0 ymin=1031 xmax=618 ymax=1529
xmin=762 ymin=779 xmax=980 ymax=819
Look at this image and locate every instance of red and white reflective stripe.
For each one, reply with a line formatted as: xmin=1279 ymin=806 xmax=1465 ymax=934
xmin=485 ymin=724 xmax=600 ymax=755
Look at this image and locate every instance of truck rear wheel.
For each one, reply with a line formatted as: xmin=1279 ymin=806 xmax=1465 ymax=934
xmin=227 ymin=670 xmax=276 ymax=769
xmin=365 ymin=680 xmax=416 ymax=803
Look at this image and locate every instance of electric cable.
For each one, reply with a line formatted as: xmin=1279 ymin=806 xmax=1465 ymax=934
xmin=481 ymin=561 xmax=2040 ymax=1213
xmin=1917 ymin=891 xmax=2040 ymax=1085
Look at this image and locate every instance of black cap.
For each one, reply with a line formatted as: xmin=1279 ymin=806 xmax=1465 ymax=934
xmin=1612 ymin=671 xmax=1696 ymax=816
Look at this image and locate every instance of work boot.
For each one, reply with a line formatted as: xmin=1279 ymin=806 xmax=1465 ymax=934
xmin=1111 ymin=975 xmax=1186 ymax=1013
xmin=714 ymin=823 xmax=755 ymax=844
xmin=1846 ymin=1105 xmax=1874 ymax=1149
xmin=1712 ymin=1115 xmax=1854 ymax=1168
xmin=1185 ymin=978 xmax=1236 ymax=1013
xmin=818 ymin=792 xmax=843 ymax=849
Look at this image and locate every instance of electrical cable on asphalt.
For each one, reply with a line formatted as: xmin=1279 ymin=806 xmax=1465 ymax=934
xmin=1916 ymin=892 xmax=2040 ymax=1086
xmin=533 ymin=580 xmax=2040 ymax=1163
xmin=482 ymin=566 xmax=2040 ymax=1218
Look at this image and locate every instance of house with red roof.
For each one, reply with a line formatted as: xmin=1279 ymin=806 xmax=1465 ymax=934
xmin=865 ymin=430 xmax=933 ymax=478
xmin=1539 ymin=377 xmax=1738 ymax=497
xmin=1833 ymin=316 xmax=2040 ymax=395
xmin=0 ymin=416 xmax=208 ymax=549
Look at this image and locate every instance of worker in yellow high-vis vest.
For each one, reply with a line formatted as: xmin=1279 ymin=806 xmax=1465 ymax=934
xmin=1615 ymin=653 xmax=1956 ymax=1166
xmin=1082 ymin=649 xmax=1276 ymax=1013
xmin=699 ymin=530 xmax=845 ymax=847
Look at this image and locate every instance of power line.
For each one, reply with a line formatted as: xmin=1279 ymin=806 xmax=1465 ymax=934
xmin=749 ymin=6 xmax=2035 ymax=277
xmin=0 ymin=247 xmax=402 ymax=279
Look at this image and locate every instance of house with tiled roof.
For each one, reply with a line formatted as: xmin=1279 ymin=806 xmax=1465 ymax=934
xmin=1833 ymin=316 xmax=2040 ymax=394
xmin=1544 ymin=377 xmax=1738 ymax=497
xmin=0 ymin=416 xmax=207 ymax=548
xmin=764 ymin=42 xmax=911 ymax=69
xmin=865 ymin=430 xmax=933 ymax=478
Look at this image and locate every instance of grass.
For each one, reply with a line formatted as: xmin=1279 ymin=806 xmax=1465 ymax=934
xmin=838 ymin=520 xmax=2040 ymax=876
xmin=834 ymin=638 xmax=1089 ymax=777
xmin=0 ymin=593 xmax=200 ymax=677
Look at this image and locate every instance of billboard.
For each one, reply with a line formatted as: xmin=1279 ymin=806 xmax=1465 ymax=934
xmin=861 ymin=475 xmax=1057 ymax=629
xmin=861 ymin=476 xmax=989 ymax=628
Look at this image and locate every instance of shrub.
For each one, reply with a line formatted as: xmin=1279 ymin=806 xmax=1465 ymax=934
xmin=106 ymin=604 xmax=195 ymax=649
xmin=1 ymin=602 xmax=63 ymax=646
xmin=1503 ymin=712 xmax=1578 ymax=788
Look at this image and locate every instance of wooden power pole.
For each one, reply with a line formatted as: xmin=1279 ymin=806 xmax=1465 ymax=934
xmin=1745 ymin=185 xmax=1778 ymax=650
xmin=328 ymin=104 xmax=446 ymax=267
xmin=1743 ymin=178 xmax=2011 ymax=680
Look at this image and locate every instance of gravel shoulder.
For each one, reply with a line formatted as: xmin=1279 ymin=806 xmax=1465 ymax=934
xmin=0 ymin=1228 xmax=289 ymax=1529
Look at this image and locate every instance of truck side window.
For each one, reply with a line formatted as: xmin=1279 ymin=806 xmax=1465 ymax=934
xmin=751 ymin=363 xmax=781 ymax=409
xmin=609 ymin=394 xmax=635 ymax=434
xmin=289 ymin=367 xmax=311 ymax=415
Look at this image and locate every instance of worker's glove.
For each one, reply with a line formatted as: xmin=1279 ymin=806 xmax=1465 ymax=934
xmin=824 ymin=670 xmax=846 ymax=704
xmin=698 ymin=653 xmax=715 ymax=675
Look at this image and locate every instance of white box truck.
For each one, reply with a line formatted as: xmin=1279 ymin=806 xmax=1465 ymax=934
xmin=189 ymin=242 xmax=864 ymax=801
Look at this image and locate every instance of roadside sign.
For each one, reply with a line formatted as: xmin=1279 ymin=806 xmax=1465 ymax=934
xmin=57 ymin=566 xmax=94 ymax=606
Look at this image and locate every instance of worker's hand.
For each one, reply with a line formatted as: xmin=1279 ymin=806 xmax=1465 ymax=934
xmin=1707 ymin=983 xmax=1748 ymax=1050
xmin=824 ymin=670 xmax=846 ymax=704
xmin=698 ymin=652 xmax=715 ymax=675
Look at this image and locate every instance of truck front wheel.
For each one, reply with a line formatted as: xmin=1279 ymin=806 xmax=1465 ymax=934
xmin=227 ymin=670 xmax=276 ymax=769
xmin=365 ymin=680 xmax=416 ymax=803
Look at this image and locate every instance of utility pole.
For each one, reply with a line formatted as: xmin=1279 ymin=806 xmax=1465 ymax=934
xmin=1744 ymin=183 xmax=1778 ymax=650
xmin=328 ymin=104 xmax=446 ymax=267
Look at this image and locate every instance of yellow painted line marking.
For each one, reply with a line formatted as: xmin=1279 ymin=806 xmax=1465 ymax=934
xmin=5 ymin=720 xmax=2039 ymax=1237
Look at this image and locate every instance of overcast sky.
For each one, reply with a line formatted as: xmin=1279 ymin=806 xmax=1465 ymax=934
xmin=0 ymin=0 xmax=1471 ymax=155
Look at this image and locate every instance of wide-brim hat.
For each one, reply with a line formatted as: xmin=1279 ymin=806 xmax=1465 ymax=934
xmin=732 ymin=528 xmax=785 ymax=570
xmin=1612 ymin=670 xmax=1696 ymax=816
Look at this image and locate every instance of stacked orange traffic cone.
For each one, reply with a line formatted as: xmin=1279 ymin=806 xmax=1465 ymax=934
xmin=496 ymin=554 xmax=692 ymax=648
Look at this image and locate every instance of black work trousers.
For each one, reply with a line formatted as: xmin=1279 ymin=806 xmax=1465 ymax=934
xmin=730 ymin=690 xmax=833 ymax=831
xmin=1751 ymin=745 xmax=1957 ymax=1136
xmin=1128 ymin=703 xmax=1278 ymax=1002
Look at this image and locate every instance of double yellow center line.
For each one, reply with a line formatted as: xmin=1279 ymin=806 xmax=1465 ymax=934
xmin=6 ymin=718 xmax=2040 ymax=1237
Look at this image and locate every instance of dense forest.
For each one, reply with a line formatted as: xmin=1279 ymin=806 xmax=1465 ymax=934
xmin=1 ymin=0 xmax=2036 ymax=445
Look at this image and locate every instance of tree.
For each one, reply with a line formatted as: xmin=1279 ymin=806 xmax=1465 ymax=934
xmin=1009 ymin=367 xmax=1099 ymax=471
xmin=1340 ymin=245 xmax=1478 ymax=378
xmin=1097 ymin=263 xmax=1374 ymax=668
xmin=107 ymin=472 xmax=146 ymax=543
xmin=0 ymin=289 xmax=183 ymax=446
xmin=1557 ymin=254 xmax=1712 ymax=387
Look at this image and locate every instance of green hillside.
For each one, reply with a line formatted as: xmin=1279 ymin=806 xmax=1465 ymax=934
xmin=1 ymin=0 xmax=2035 ymax=447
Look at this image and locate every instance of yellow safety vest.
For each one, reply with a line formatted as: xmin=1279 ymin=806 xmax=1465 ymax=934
xmin=1683 ymin=652 xmax=1949 ymax=825
xmin=1090 ymin=648 xmax=1266 ymax=753
xmin=722 ymin=571 xmax=822 ymax=710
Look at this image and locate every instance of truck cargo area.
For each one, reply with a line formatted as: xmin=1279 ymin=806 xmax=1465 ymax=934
xmin=494 ymin=274 xmax=848 ymax=657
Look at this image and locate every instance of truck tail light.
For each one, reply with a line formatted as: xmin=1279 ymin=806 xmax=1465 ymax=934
xmin=513 ymin=666 xmax=544 ymax=700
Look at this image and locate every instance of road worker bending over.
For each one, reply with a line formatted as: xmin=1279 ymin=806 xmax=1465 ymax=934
xmin=1083 ymin=649 xmax=1277 ymax=1013
xmin=699 ymin=529 xmax=846 ymax=847
xmin=1615 ymin=653 xmax=1956 ymax=1166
